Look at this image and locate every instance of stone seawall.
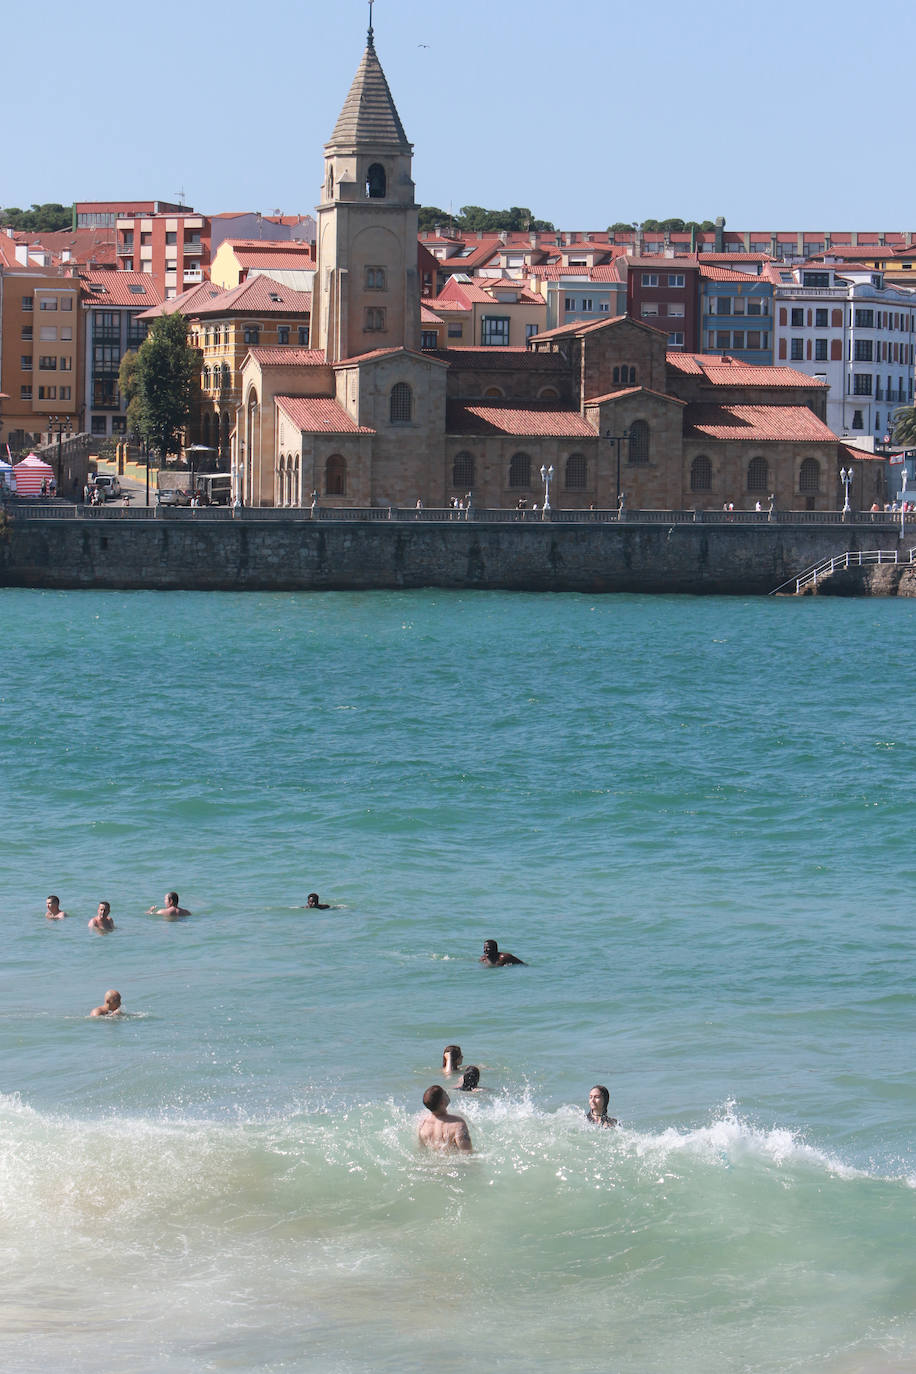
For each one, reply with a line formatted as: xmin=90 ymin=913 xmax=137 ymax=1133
xmin=0 ymin=517 xmax=906 ymax=595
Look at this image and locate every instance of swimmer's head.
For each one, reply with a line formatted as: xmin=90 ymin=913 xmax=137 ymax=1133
xmin=589 ymin=1085 xmax=609 ymax=1116
xmin=442 ymin=1044 xmax=462 ymax=1070
xmin=458 ymin=1066 xmax=480 ymax=1091
xmin=47 ymin=895 xmax=59 ymax=906
xmin=97 ymin=902 xmax=110 ymax=918
xmin=165 ymin=892 xmax=179 ymax=906
xmin=483 ymin=940 xmax=498 ymax=957
xmin=307 ymin=893 xmax=320 ymax=907
xmin=105 ymin=990 xmax=121 ymax=1011
xmin=423 ymin=1084 xmax=448 ymax=1112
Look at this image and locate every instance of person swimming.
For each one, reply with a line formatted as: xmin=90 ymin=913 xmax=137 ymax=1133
xmin=147 ymin=892 xmax=191 ymax=917
xmin=442 ymin=1044 xmax=463 ymax=1075
xmin=585 ymin=1084 xmax=617 ymax=1127
xmin=88 ymin=902 xmax=115 ymax=933
xmin=90 ymin=989 xmax=122 ymax=1017
xmin=480 ymin=939 xmax=526 ymax=966
xmin=45 ymin=895 xmax=67 ymax=920
xmin=418 ymin=1085 xmax=473 ymax=1153
xmin=306 ymin=893 xmax=330 ymax=909
xmin=456 ymin=1066 xmax=482 ymax=1092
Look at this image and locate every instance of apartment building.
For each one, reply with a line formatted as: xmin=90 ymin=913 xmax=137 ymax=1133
xmin=770 ymin=264 xmax=916 ymax=443
xmin=80 ymin=270 xmax=164 ymax=437
xmin=698 ymin=264 xmax=774 ymax=365
xmin=116 ymin=211 xmax=210 ymax=298
xmin=620 ymin=259 xmax=700 ymax=351
xmin=0 ymin=244 xmax=81 ymax=446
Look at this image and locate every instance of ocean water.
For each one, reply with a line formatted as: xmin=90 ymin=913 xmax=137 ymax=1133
xmin=1 ymin=588 xmax=915 ymax=1374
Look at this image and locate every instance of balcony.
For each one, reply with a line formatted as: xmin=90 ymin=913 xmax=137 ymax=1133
xmin=183 ymin=269 xmax=203 ymax=285
xmin=778 ymin=286 xmax=847 ymax=298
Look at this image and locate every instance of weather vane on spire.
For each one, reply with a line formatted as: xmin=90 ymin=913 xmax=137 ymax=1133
xmin=367 ymin=0 xmax=374 ymax=47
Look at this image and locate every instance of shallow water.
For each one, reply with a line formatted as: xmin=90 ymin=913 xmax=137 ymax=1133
xmin=2 ymin=589 xmax=915 ymax=1372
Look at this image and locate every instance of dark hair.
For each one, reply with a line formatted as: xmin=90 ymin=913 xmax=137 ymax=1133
xmin=423 ymin=1084 xmax=447 ymax=1112
xmin=48 ymin=895 xmax=59 ymax=903
xmin=483 ymin=940 xmax=497 ymax=953
xmin=307 ymin=893 xmax=320 ymax=904
xmin=458 ymin=1066 xmax=480 ymax=1091
xmin=166 ymin=892 xmax=179 ymax=905
xmin=591 ymin=1084 xmax=610 ymax=1113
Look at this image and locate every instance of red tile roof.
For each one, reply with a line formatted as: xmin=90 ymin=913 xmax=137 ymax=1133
xmin=586 ymin=386 xmax=685 ymax=407
xmin=446 ymin=400 xmax=596 ymax=438
xmin=667 ymin=353 xmax=826 ymax=388
xmin=80 ymin=269 xmax=165 ymax=307
xmin=140 ymin=280 xmax=225 ymax=317
xmin=685 ymin=404 xmax=836 ymax=442
xmin=193 ymin=275 xmax=312 ymax=316
xmin=420 ymin=304 xmax=443 ymax=323
xmin=698 ymin=253 xmax=773 ymax=263
xmin=248 ymin=347 xmax=326 ymax=366
xmin=699 ymin=265 xmax=765 ymax=282
xmin=275 ymin=395 xmax=374 ymax=433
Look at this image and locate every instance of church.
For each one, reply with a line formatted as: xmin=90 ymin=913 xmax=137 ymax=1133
xmin=235 ymin=23 xmax=848 ymax=514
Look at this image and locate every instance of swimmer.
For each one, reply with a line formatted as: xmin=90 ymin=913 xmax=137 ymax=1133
xmin=456 ymin=1066 xmax=485 ymax=1092
xmin=418 ymin=1085 xmax=473 ymax=1153
xmin=480 ymin=939 xmax=526 ymax=967
xmin=90 ymin=989 xmax=122 ymax=1017
xmin=88 ymin=902 xmax=115 ymax=933
xmin=442 ymin=1044 xmax=463 ymax=1075
xmin=586 ymin=1085 xmax=617 ymax=1128
xmin=45 ymin=895 xmax=67 ymax=920
xmin=147 ymin=892 xmax=191 ymax=917
xmin=306 ymin=893 xmax=330 ymax=909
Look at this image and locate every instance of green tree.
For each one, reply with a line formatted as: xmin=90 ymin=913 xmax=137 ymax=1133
xmin=118 ymin=349 xmax=143 ymax=437
xmin=0 ymin=202 xmax=73 ymax=231
xmin=418 ymin=206 xmax=452 ymax=232
xmin=132 ymin=316 xmax=199 ymax=458
xmin=892 ymin=405 xmax=916 ymax=447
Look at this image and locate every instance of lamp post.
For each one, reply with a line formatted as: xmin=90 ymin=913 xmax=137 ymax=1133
xmin=604 ymin=429 xmax=630 ymax=515
xmin=839 ymin=465 xmax=854 ymax=519
xmin=539 ymin=463 xmax=554 ymax=517
xmin=48 ymin=414 xmax=68 ymax=493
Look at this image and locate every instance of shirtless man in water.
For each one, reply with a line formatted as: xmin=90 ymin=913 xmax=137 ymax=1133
xmin=88 ymin=902 xmax=115 ymax=932
xmin=147 ymin=892 xmax=191 ymax=918
xmin=480 ymin=939 xmax=526 ymax=967
xmin=45 ymin=895 xmax=67 ymax=920
xmin=90 ymin=990 xmax=122 ymax=1017
xmin=418 ymin=1085 xmax=473 ymax=1153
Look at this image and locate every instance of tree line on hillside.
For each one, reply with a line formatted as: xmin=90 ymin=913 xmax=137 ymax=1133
xmin=0 ymin=203 xmax=73 ymax=231
xmin=608 ymin=218 xmax=724 ymax=235
xmin=418 ymin=206 xmax=555 ymax=233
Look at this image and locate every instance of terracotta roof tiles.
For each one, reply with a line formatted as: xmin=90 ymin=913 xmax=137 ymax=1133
xmin=248 ymin=347 xmax=326 ymax=366
xmin=80 ymin=269 xmax=165 ymax=307
xmin=685 ymin=403 xmax=836 ymax=442
xmin=276 ymin=395 xmax=374 ymax=434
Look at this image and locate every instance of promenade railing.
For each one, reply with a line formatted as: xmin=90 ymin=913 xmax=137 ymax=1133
xmin=770 ymin=547 xmax=916 ymax=596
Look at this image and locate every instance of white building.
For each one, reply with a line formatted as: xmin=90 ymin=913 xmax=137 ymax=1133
xmin=771 ymin=263 xmax=916 ymax=445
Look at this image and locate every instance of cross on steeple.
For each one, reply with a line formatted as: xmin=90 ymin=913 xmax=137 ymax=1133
xmin=367 ymin=0 xmax=374 ymax=48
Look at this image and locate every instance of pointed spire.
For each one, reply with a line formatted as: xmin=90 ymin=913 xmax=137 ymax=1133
xmin=367 ymin=0 xmax=374 ymax=49
xmin=327 ymin=35 xmax=410 ymax=150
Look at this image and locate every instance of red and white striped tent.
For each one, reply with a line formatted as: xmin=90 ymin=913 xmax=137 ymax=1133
xmin=12 ymin=454 xmax=55 ymax=495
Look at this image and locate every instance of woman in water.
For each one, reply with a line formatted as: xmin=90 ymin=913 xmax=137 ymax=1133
xmin=442 ymin=1045 xmax=463 ymax=1075
xmin=456 ymin=1066 xmax=484 ymax=1092
xmin=586 ymin=1085 xmax=617 ymax=1127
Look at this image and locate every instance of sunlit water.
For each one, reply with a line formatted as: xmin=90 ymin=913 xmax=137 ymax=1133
xmin=2 ymin=588 xmax=915 ymax=1373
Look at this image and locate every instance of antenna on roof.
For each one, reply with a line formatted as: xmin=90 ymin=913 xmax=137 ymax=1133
xmin=175 ymin=186 xmax=186 ymax=206
xmin=368 ymin=0 xmax=374 ymax=47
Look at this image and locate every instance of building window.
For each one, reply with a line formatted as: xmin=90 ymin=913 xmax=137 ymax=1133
xmin=612 ymin=366 xmax=637 ymax=386
xmin=60 ymin=356 xmax=72 ymax=372
xmin=667 ymin=273 xmax=685 ymax=288
xmin=525 ymin=323 xmax=539 ymax=340
xmin=803 ymin=272 xmax=830 ymax=288
xmin=203 ymin=367 xmax=211 ymax=390
xmin=731 ymin=331 xmax=745 ymax=350
xmin=298 ymin=327 xmax=309 ymax=345
xmin=389 ymin=382 xmax=412 ymax=423
xmin=854 ymin=308 xmax=874 ymax=328
xmin=565 ymin=453 xmax=588 ymax=489
xmin=746 ymin=330 xmax=767 ymax=350
xmin=690 ymin=454 xmax=712 ymax=491
xmin=365 ymin=307 xmax=386 ymax=331
xmin=59 ymin=385 xmax=71 ymax=400
xmin=39 ymin=356 xmax=57 ymax=370
xmin=799 ymin=458 xmax=820 ymax=492
xmin=39 ymin=298 xmax=58 ymax=312
xmin=668 ymin=303 xmax=685 ymax=317
xmin=366 ymin=163 xmax=386 ymax=198
xmin=91 ymin=416 xmax=107 ymax=435
xmin=854 ymin=339 xmax=873 ymax=361
xmin=790 ymin=339 xmax=804 ymax=360
xmin=640 ymin=304 xmax=659 ymax=318
xmin=815 ymin=308 xmax=828 ymax=327
xmin=447 ymin=323 xmax=463 ymax=338
xmin=21 ymin=326 xmax=32 ymax=340
xmin=716 ymin=298 xmax=732 ymax=316
xmin=20 ymin=385 xmax=32 ymax=400
xmin=508 ymin=452 xmax=531 ymax=488
xmin=853 ymin=373 xmax=873 ymax=395
xmin=715 ymin=331 xmax=731 ymax=350
xmin=325 ymin=454 xmax=347 ymax=495
xmin=628 ymin=420 xmax=649 ymax=465
xmin=421 ymin=330 xmax=437 ymax=349
xmin=277 ymin=326 xmax=290 ymax=345
xmin=668 ymin=331 xmax=684 ymax=347
xmin=22 ymin=295 xmax=33 ymax=311
xmin=746 ymin=299 xmax=764 ymax=316
xmin=815 ymin=338 xmax=828 ymax=361
xmin=21 ymin=355 xmax=32 ymax=371
xmin=37 ymin=385 xmax=57 ymax=400
xmin=366 ymin=266 xmax=387 ymax=289
xmin=452 ymin=452 xmax=475 ymax=488
xmin=852 ymin=410 xmax=864 ymax=430
xmin=581 ymin=297 xmax=593 ymax=311
xmin=747 ymin=456 xmax=769 ymax=491
xmin=641 ymin=273 xmax=658 ymax=286
xmin=165 ymin=231 xmax=177 ymax=245
xmin=791 ymin=308 xmax=804 ymax=327
xmin=564 ymin=297 xmax=574 ymax=311
xmin=243 ymin=327 xmax=260 ymax=345
xmin=481 ymin=315 xmax=510 ymax=346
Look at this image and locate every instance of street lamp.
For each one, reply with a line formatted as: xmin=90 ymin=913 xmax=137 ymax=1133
xmin=839 ymin=465 xmax=854 ymax=518
xmin=604 ymin=429 xmax=630 ymax=514
xmin=539 ymin=463 xmax=554 ymax=517
xmin=48 ymin=414 xmax=69 ymax=493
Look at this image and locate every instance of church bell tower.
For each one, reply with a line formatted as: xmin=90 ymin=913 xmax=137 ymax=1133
xmin=311 ymin=17 xmax=420 ymax=363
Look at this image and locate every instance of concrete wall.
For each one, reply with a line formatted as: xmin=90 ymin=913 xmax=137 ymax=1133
xmin=0 ymin=516 xmax=904 ymax=595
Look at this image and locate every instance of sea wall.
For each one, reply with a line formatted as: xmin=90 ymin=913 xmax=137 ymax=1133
xmin=0 ymin=515 xmax=908 ymax=595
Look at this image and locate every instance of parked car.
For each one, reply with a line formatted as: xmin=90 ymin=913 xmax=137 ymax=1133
xmin=92 ymin=474 xmax=122 ymax=500
xmin=157 ymin=486 xmax=191 ymax=506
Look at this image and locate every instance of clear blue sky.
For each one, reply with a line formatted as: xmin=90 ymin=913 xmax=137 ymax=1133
xmin=5 ymin=0 xmax=914 ymax=231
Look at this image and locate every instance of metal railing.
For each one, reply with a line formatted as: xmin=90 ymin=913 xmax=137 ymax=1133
xmin=770 ymin=547 xmax=916 ymax=595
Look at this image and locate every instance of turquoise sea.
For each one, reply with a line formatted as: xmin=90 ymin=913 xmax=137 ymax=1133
xmin=2 ymin=588 xmax=915 ymax=1373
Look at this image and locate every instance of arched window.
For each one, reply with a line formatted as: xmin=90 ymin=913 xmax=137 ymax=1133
xmin=799 ymin=457 xmax=820 ymax=492
xmin=221 ymin=363 xmax=231 ymax=389
xmin=747 ymin=456 xmax=769 ymax=491
xmin=565 ymin=453 xmax=588 ymax=489
xmin=538 ymin=386 xmax=559 ymax=400
xmin=220 ymin=411 xmax=230 ymax=460
xmin=201 ymin=412 xmax=211 ymax=446
xmin=366 ymin=163 xmax=386 ymax=198
xmin=508 ymin=452 xmax=531 ymax=488
xmin=277 ymin=454 xmax=287 ymax=506
xmin=612 ymin=365 xmax=638 ymax=386
xmin=326 ymin=454 xmax=347 ymax=496
xmin=484 ymin=386 xmax=504 ymax=398
xmin=452 ymin=452 xmax=475 ymax=488
xmin=628 ymin=420 xmax=649 ymax=465
xmin=202 ymin=366 xmax=210 ymax=390
xmin=390 ymin=382 xmax=412 ymax=423
xmin=690 ymin=454 xmax=712 ymax=492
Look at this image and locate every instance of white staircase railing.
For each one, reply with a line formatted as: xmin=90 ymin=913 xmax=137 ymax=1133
xmin=770 ymin=548 xmax=916 ymax=595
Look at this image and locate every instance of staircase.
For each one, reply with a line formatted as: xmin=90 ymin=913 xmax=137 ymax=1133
xmin=770 ymin=547 xmax=916 ymax=595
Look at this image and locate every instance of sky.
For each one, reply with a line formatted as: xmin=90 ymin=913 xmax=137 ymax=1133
xmin=4 ymin=0 xmax=915 ymax=232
